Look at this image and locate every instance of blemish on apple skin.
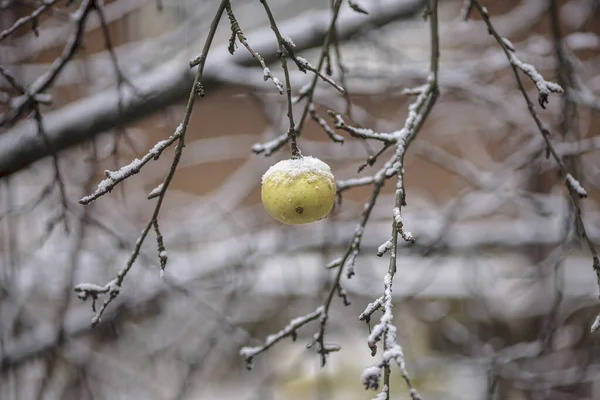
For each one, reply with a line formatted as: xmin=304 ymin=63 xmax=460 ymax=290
xmin=295 ymin=206 xmax=304 ymax=214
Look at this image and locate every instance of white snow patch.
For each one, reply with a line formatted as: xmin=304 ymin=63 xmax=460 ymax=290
xmin=261 ymin=156 xmax=334 ymax=185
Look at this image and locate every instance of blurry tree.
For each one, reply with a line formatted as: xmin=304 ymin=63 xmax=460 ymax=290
xmin=1 ymin=0 xmax=600 ymax=399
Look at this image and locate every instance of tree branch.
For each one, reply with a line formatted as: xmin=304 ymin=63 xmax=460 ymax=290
xmin=0 ymin=0 xmax=424 ymax=178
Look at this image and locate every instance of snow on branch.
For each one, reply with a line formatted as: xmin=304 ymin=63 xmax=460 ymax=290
xmin=359 ymin=296 xmax=383 ymax=323
xmin=75 ymin=0 xmax=231 ymax=325
xmin=79 ymin=124 xmax=183 ymax=205
xmin=470 ymin=0 xmax=600 ymax=333
xmin=147 ymin=183 xmax=164 ymax=199
xmin=74 ymin=279 xmax=120 ymax=327
xmin=329 ymin=112 xmax=397 ymax=143
xmin=308 ymin=104 xmax=345 ymax=143
xmin=1 ymin=0 xmax=96 ymax=126
xmin=294 ymin=56 xmax=345 ymax=94
xmin=565 ymin=173 xmax=587 ymax=199
xmin=336 ymin=176 xmax=377 ymax=192
xmin=0 ymin=0 xmax=60 ymax=43
xmin=225 ymin=2 xmax=284 ymax=94
xmin=240 ymin=306 xmax=324 ymax=369
xmin=0 ymin=0 xmax=425 ymax=177
xmin=509 ymin=54 xmax=563 ymax=109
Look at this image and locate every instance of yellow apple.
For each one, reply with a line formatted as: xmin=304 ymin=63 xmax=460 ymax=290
xmin=261 ymin=156 xmax=336 ymax=224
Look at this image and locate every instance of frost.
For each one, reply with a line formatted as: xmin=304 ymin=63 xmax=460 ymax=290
xmin=566 ymin=173 xmax=587 ymax=198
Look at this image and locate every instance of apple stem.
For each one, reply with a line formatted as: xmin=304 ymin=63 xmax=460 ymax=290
xmin=289 ymin=128 xmax=302 ymax=159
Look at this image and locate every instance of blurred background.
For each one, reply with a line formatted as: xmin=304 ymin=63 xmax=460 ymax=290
xmin=1 ymin=0 xmax=600 ymax=399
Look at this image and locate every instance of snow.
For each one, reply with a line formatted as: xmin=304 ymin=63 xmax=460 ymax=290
xmin=263 ymin=67 xmax=271 ymax=80
xmin=281 ymin=35 xmax=295 ymax=48
xmin=148 ymin=183 xmax=164 ymax=199
xmin=509 ymin=54 xmax=563 ymax=100
xmin=80 ymin=126 xmax=182 ymax=204
xmin=502 ymin=37 xmax=515 ymax=52
xmin=262 ymin=67 xmax=284 ymax=94
xmin=337 ymin=176 xmax=375 ymax=190
xmin=271 ymin=76 xmax=283 ymax=93
xmin=372 ymin=385 xmax=388 ymax=400
xmin=74 ymin=282 xmax=107 ymax=293
xmin=377 ymin=239 xmax=392 ymax=256
xmin=296 ymin=56 xmax=312 ymax=69
xmin=592 ymin=313 xmax=600 ymax=332
xmin=566 ymin=173 xmax=587 ymax=198
xmin=261 ymin=156 xmax=334 ymax=185
xmin=393 ymin=207 xmax=402 ymax=225
xmin=239 ymin=306 xmax=324 ymax=362
xmin=360 ymin=297 xmax=383 ymax=321
xmin=326 ymin=257 xmax=343 ymax=269
xmin=361 ymin=365 xmax=382 ymax=389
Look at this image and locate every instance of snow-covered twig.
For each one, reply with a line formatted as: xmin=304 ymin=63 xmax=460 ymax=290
xmin=225 ymin=2 xmax=284 ymax=94
xmin=329 ymin=112 xmax=397 ymax=143
xmin=0 ymin=0 xmax=424 ymax=176
xmin=509 ymin=53 xmax=563 ymax=109
xmin=470 ymin=0 xmax=600 ymax=332
xmin=253 ymin=0 xmax=347 ymax=156
xmin=75 ymin=0 xmax=230 ymax=326
xmin=565 ymin=173 xmax=587 ymax=199
xmin=294 ymin=56 xmax=345 ymax=94
xmin=259 ymin=0 xmax=302 ymax=157
xmin=308 ymin=104 xmax=344 ymax=143
xmin=361 ymin=2 xmax=439 ymax=398
xmin=1 ymin=0 xmax=96 ymax=126
xmin=240 ymin=307 xmax=324 ymax=369
xmin=0 ymin=0 xmax=60 ymax=43
xmin=147 ymin=183 xmax=164 ymax=199
xmin=80 ymin=124 xmax=183 ymax=205
xmin=359 ymin=296 xmax=383 ymax=323
xmin=336 ymin=176 xmax=377 ymax=192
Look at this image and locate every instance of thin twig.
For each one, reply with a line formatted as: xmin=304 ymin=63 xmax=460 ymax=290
xmin=258 ymin=0 xmax=300 ymax=158
xmin=1 ymin=0 xmax=95 ymax=125
xmin=0 ymin=0 xmax=60 ymax=43
xmin=75 ymin=0 xmax=230 ymax=326
xmin=470 ymin=1 xmax=599 ymax=328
